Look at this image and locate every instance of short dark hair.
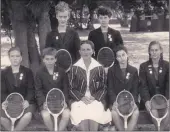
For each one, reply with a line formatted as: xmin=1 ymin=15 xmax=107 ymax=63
xmin=114 ymin=45 xmax=128 ymax=57
xmin=80 ymin=40 xmax=95 ymax=50
xmin=97 ymin=6 xmax=112 ymax=18
xmin=42 ymin=47 xmax=57 ymax=58
xmin=8 ymin=46 xmax=22 ymax=56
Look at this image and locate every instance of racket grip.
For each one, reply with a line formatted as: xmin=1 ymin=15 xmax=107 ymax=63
xmin=54 ymin=116 xmax=58 ymax=131
xmin=124 ymin=117 xmax=128 ymax=130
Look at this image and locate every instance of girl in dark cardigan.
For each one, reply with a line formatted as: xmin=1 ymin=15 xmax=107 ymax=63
xmin=45 ymin=1 xmax=80 ymax=63
xmin=35 ymin=47 xmax=70 ymax=131
xmin=1 ymin=47 xmax=35 ymax=131
xmin=139 ymin=41 xmax=169 ymax=130
xmin=107 ymin=45 xmax=139 ymax=131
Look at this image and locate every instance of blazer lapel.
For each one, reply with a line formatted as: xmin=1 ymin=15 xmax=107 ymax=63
xmin=54 ymin=29 xmax=63 ymax=49
xmin=114 ymin=64 xmax=125 ymax=83
xmin=17 ymin=66 xmax=24 ymax=87
xmin=147 ymin=62 xmax=157 ymax=87
xmin=63 ymin=27 xmax=73 ymax=48
xmin=107 ymin=27 xmax=114 ymax=46
xmin=158 ymin=60 xmax=164 ymax=86
xmin=6 ymin=67 xmax=15 ymax=89
xmin=98 ymin=27 xmax=106 ymax=47
xmin=124 ymin=65 xmax=132 ymax=84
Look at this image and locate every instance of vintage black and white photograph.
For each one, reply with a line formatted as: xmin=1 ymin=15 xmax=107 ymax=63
xmin=1 ymin=0 xmax=169 ymax=131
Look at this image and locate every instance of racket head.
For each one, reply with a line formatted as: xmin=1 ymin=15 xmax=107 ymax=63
xmin=116 ymin=90 xmax=135 ymax=116
xmin=150 ymin=94 xmax=168 ymax=118
xmin=46 ymin=88 xmax=65 ymax=115
xmin=56 ymin=49 xmax=72 ymax=72
xmin=5 ymin=92 xmax=25 ymax=119
xmin=97 ymin=47 xmax=115 ymax=68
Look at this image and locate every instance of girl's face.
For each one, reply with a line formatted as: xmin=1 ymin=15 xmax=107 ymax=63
xmin=9 ymin=50 xmax=22 ymax=66
xmin=79 ymin=43 xmax=93 ymax=60
xmin=98 ymin=15 xmax=110 ymax=28
xmin=149 ymin=44 xmax=162 ymax=60
xmin=56 ymin=11 xmax=69 ymax=26
xmin=116 ymin=50 xmax=128 ymax=64
xmin=43 ymin=55 xmax=57 ymax=68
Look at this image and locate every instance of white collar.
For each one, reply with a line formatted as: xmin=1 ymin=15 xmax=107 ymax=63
xmin=74 ymin=57 xmax=101 ymax=71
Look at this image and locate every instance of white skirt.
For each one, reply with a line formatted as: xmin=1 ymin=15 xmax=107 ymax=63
xmin=70 ymin=100 xmax=112 ymax=125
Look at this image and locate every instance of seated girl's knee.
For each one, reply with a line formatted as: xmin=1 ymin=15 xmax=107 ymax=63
xmin=22 ymin=112 xmax=32 ymax=120
xmin=133 ymin=108 xmax=139 ymax=116
xmin=41 ymin=110 xmax=50 ymax=118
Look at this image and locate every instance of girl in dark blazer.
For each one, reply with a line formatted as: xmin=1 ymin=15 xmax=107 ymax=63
xmin=107 ymin=45 xmax=139 ymax=131
xmin=68 ymin=40 xmax=111 ymax=131
xmin=1 ymin=47 xmax=35 ymax=131
xmin=45 ymin=1 xmax=80 ymax=63
xmin=35 ymin=47 xmax=70 ymax=131
xmin=139 ymin=41 xmax=169 ymax=130
xmin=88 ymin=6 xmax=123 ymax=59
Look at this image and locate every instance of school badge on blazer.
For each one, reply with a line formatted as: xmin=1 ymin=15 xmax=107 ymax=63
xmin=53 ymin=72 xmax=58 ymax=80
xmin=56 ymin=36 xmax=58 ymax=40
xmin=108 ymin=34 xmax=112 ymax=41
xmin=19 ymin=73 xmax=24 ymax=80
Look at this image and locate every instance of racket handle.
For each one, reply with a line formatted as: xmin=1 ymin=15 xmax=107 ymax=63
xmin=11 ymin=119 xmax=15 ymax=131
xmin=124 ymin=117 xmax=128 ymax=130
xmin=54 ymin=115 xmax=58 ymax=131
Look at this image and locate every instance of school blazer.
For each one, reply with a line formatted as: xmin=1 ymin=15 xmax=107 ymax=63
xmin=35 ymin=65 xmax=69 ymax=108
xmin=139 ymin=60 xmax=169 ymax=103
xmin=45 ymin=27 xmax=80 ymax=63
xmin=1 ymin=66 xmax=35 ymax=104
xmin=107 ymin=63 xmax=139 ymax=107
xmin=68 ymin=58 xmax=107 ymax=105
xmin=88 ymin=27 xmax=123 ymax=59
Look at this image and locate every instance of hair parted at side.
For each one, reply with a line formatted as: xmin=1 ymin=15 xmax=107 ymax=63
xmin=42 ymin=47 xmax=57 ymax=58
xmin=8 ymin=46 xmax=22 ymax=56
xmin=148 ymin=41 xmax=163 ymax=60
xmin=97 ymin=6 xmax=112 ymax=18
xmin=55 ymin=1 xmax=70 ymax=13
xmin=80 ymin=40 xmax=95 ymax=50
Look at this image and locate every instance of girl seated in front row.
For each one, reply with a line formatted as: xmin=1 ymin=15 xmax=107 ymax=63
xmin=35 ymin=47 xmax=70 ymax=131
xmin=107 ymin=45 xmax=139 ymax=131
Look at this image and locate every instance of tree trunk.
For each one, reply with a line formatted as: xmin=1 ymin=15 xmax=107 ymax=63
xmin=11 ymin=1 xmax=30 ymax=68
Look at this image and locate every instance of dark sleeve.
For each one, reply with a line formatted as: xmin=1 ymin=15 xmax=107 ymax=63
xmin=115 ymin=30 xmax=123 ymax=45
xmin=61 ymin=70 xmax=69 ymax=104
xmin=139 ymin=64 xmax=150 ymax=103
xmin=35 ymin=72 xmax=46 ymax=107
xmin=45 ymin=32 xmax=52 ymax=48
xmin=92 ymin=67 xmax=107 ymax=101
xmin=131 ymin=70 xmax=140 ymax=106
xmin=1 ymin=70 xmax=8 ymax=102
xmin=107 ymin=68 xmax=117 ymax=106
xmin=74 ymin=31 xmax=80 ymax=62
xmin=165 ymin=64 xmax=169 ymax=99
xmin=68 ymin=67 xmax=84 ymax=101
xmin=25 ymin=69 xmax=35 ymax=104
xmin=88 ymin=31 xmax=93 ymax=41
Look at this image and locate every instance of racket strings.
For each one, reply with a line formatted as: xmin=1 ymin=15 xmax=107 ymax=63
xmin=56 ymin=51 xmax=72 ymax=69
xmin=6 ymin=95 xmax=24 ymax=118
xmin=97 ymin=48 xmax=114 ymax=67
xmin=47 ymin=91 xmax=65 ymax=114
xmin=150 ymin=95 xmax=168 ymax=118
xmin=117 ymin=92 xmax=134 ymax=115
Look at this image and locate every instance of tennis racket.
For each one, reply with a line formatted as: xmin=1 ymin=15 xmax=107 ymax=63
xmin=46 ymin=88 xmax=65 ymax=131
xmin=56 ymin=49 xmax=72 ymax=72
xmin=97 ymin=47 xmax=115 ymax=68
xmin=115 ymin=89 xmax=135 ymax=130
xmin=4 ymin=92 xmax=25 ymax=131
xmin=149 ymin=94 xmax=168 ymax=131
